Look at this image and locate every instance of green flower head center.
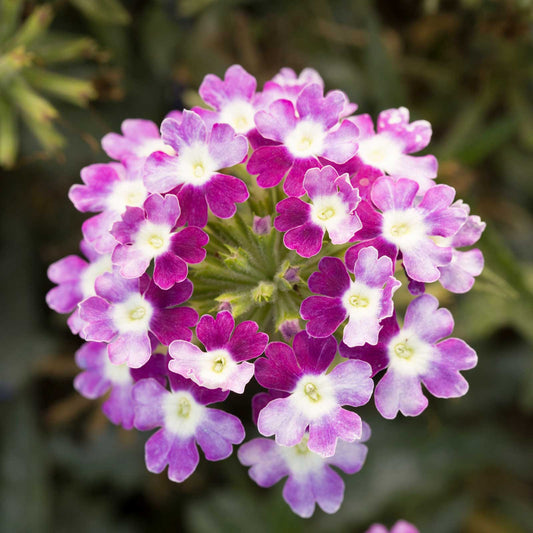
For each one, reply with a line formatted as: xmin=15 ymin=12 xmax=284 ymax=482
xmin=349 ymin=294 xmax=369 ymax=308
xmin=390 ymin=223 xmax=410 ymax=237
xmin=212 ymin=356 xmax=226 ymax=373
xmin=252 ymin=281 xmax=275 ymax=303
xmin=176 ymin=397 xmax=191 ymax=418
xmin=394 ymin=342 xmax=414 ymax=359
xmin=304 ymin=382 xmax=321 ymax=402
xmin=148 ymin=235 xmax=164 ymax=249
xmin=317 ymin=206 xmax=335 ymax=221
xmin=129 ymin=306 xmax=146 ymax=321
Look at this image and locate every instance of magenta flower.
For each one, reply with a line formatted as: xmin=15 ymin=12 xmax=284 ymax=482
xmin=101 ymin=118 xmax=175 ymax=170
xmin=274 ymin=165 xmax=362 ymax=257
xmin=348 ymin=107 xmax=438 ymax=194
xmin=365 ymin=520 xmax=419 ymax=533
xmin=46 ymin=239 xmax=113 ymax=334
xmin=301 ymin=247 xmax=400 ymax=346
xmin=79 ymin=271 xmax=197 ymax=368
xmin=168 ymin=311 xmax=268 ymax=393
xmin=132 ymin=374 xmax=244 ymax=483
xmin=238 ymin=423 xmax=370 ymax=518
xmin=254 ymin=332 xmax=373 ymax=457
xmin=261 ymin=67 xmax=356 ymax=118
xmin=143 ymin=110 xmax=249 ymax=227
xmin=247 ymin=83 xmax=358 ymax=197
xmin=437 ymin=201 xmax=486 ymax=293
xmin=347 ymin=177 xmax=467 ymax=283
xmin=262 ymin=67 xmax=325 ymax=105
xmin=69 ymin=162 xmax=149 ymax=253
xmin=111 ymin=193 xmax=208 ymax=289
xmin=195 ymin=64 xmax=260 ymax=137
xmin=340 ymin=294 xmax=477 ymax=419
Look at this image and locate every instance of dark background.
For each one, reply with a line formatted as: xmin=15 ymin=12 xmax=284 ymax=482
xmin=0 ymin=1 xmax=532 ymax=532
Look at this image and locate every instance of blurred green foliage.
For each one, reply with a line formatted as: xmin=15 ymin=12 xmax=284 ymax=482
xmin=0 ymin=0 xmax=532 ymax=532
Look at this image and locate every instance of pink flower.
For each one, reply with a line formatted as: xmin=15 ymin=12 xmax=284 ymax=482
xmin=247 ymin=83 xmax=359 ymax=197
xmin=169 ymin=311 xmax=268 ymax=394
xmin=144 ymin=110 xmax=249 ymax=227
xmin=274 ymin=165 xmax=361 ymax=257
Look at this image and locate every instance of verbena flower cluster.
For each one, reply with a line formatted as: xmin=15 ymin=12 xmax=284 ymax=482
xmin=47 ymin=65 xmax=485 ymax=518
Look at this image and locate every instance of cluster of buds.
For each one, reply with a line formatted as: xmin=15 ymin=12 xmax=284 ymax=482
xmin=47 ymin=65 xmax=485 ymax=518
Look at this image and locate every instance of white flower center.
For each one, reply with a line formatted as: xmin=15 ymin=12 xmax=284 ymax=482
xmin=112 ymin=293 xmax=153 ymax=333
xmin=79 ymin=254 xmax=113 ymax=298
xmin=163 ymin=391 xmax=205 ymax=437
xmin=175 ymin=143 xmax=217 ymax=186
xmin=279 ymin=433 xmax=324 ymax=476
xmin=135 ymin=220 xmax=172 ymax=257
xmin=202 ymin=349 xmax=237 ymax=386
xmin=357 ymin=133 xmax=401 ymax=171
xmin=285 ymin=120 xmax=325 ymax=158
xmin=342 ymin=281 xmax=381 ymax=319
xmin=107 ymin=180 xmax=148 ymax=213
xmin=310 ymin=194 xmax=347 ymax=230
xmin=388 ymin=330 xmax=433 ymax=375
xmin=381 ymin=208 xmax=427 ymax=249
xmin=219 ymin=100 xmax=256 ymax=134
xmin=103 ymin=357 xmax=132 ymax=385
xmin=291 ymin=373 xmax=336 ymax=420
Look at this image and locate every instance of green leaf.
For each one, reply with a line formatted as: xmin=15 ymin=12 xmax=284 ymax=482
xmin=69 ymin=0 xmax=131 ymax=26
xmin=6 ymin=76 xmax=58 ymax=123
xmin=24 ymin=68 xmax=97 ymax=106
xmin=0 ymin=0 xmax=24 ymax=45
xmin=35 ymin=35 xmax=99 ymax=64
xmin=5 ymin=5 xmax=53 ymax=50
xmin=0 ymin=95 xmax=17 ymax=167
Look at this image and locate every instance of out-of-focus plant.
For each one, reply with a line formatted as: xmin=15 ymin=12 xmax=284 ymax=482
xmin=0 ymin=0 xmax=101 ymax=168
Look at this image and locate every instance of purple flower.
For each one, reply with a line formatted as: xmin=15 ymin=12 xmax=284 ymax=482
xmin=69 ymin=162 xmax=149 ymax=253
xmin=301 ymin=247 xmax=400 ymax=346
xmin=254 ymin=331 xmax=373 ymax=457
xmin=79 ymin=271 xmax=197 ymax=368
xmin=347 ymin=177 xmax=467 ymax=283
xmin=274 ymin=165 xmax=361 ymax=257
xmin=168 ymin=311 xmax=268 ymax=393
xmin=101 ymin=118 xmax=175 ymax=169
xmin=46 ymin=240 xmax=113 ymax=334
xmin=365 ymin=520 xmax=419 ymax=533
xmin=247 ymin=84 xmax=359 ymax=197
xmin=132 ymin=374 xmax=245 ymax=482
xmin=74 ymin=341 xmax=136 ymax=428
xmin=279 ymin=319 xmax=302 ymax=343
xmin=262 ymin=67 xmax=356 ymax=118
xmin=437 ymin=201 xmax=486 ymax=293
xmin=262 ymin=67 xmax=325 ymax=105
xmin=252 ymin=215 xmax=272 ymax=235
xmin=143 ymin=110 xmax=249 ymax=227
xmin=195 ymin=64 xmax=261 ymax=137
xmin=348 ymin=107 xmax=438 ymax=194
xmin=111 ymin=193 xmax=208 ymax=289
xmin=238 ymin=423 xmax=370 ymax=518
xmin=340 ymin=294 xmax=478 ymax=419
